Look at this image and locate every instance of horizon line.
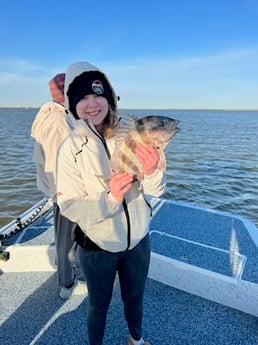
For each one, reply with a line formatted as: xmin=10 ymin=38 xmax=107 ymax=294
xmin=0 ymin=106 xmax=258 ymax=111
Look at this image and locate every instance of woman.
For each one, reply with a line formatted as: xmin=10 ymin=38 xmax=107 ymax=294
xmin=56 ymin=61 xmax=166 ymax=345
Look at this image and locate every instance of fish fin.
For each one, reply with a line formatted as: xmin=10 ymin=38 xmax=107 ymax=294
xmin=111 ymin=114 xmax=139 ymax=172
xmin=157 ymin=152 xmax=167 ymax=171
xmin=116 ymin=114 xmax=138 ymax=138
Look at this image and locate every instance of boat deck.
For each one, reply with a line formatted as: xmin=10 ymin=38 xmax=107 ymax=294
xmin=1 ymin=198 xmax=258 ymax=345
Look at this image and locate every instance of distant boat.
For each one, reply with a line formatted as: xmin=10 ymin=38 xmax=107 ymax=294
xmin=1 ymin=197 xmax=258 ymax=344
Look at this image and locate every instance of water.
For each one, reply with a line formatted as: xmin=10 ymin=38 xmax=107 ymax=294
xmin=0 ymin=108 xmax=257 ymax=228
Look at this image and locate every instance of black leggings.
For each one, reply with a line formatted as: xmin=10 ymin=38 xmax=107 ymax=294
xmin=78 ymin=234 xmax=150 ymax=345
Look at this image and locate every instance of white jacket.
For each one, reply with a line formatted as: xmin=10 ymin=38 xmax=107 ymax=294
xmin=56 ymin=62 xmax=166 ymax=252
xmin=31 ymin=101 xmax=75 ymax=199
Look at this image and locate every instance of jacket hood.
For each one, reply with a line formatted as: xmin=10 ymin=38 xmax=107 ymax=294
xmin=64 ymin=61 xmax=118 ymax=116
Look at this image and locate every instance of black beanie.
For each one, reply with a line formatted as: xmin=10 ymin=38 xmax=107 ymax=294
xmin=67 ymin=71 xmax=115 ymax=119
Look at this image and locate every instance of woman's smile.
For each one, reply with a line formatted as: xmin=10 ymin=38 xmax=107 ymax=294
xmin=76 ymin=94 xmax=109 ymax=126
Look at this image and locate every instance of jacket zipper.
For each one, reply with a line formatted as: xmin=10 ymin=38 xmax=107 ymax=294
xmin=89 ymin=126 xmax=131 ymax=250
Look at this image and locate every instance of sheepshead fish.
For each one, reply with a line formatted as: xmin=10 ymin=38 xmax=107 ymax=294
xmin=111 ymin=114 xmax=180 ymax=179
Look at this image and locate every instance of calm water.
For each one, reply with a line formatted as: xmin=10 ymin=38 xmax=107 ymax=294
xmin=0 ymin=108 xmax=257 ymax=228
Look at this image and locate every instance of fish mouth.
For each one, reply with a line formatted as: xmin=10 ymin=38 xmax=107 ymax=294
xmin=169 ymin=119 xmax=181 ymax=130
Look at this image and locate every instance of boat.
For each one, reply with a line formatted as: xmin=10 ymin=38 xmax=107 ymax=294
xmin=1 ymin=197 xmax=258 ymax=344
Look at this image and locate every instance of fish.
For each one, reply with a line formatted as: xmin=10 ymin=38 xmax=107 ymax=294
xmin=111 ymin=114 xmax=180 ymax=180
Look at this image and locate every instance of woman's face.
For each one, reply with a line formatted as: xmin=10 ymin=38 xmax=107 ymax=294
xmin=76 ymin=94 xmax=109 ymax=126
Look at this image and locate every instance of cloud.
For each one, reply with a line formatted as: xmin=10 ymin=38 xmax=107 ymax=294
xmin=1 ymin=46 xmax=258 ymax=108
xmin=101 ymin=46 xmax=258 ymax=108
xmin=0 ymin=58 xmax=45 ymax=74
xmin=0 ymin=57 xmax=68 ymax=107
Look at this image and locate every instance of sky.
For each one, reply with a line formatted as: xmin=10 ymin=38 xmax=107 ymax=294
xmin=1 ymin=0 xmax=258 ymax=109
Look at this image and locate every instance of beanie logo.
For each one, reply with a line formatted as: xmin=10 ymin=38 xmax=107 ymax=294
xmin=92 ymin=80 xmax=104 ymax=95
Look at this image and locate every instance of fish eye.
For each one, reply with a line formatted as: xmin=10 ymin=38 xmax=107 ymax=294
xmin=159 ymin=120 xmax=166 ymax=127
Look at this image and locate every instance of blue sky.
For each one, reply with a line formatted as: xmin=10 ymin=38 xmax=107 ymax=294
xmin=1 ymin=0 xmax=258 ymax=109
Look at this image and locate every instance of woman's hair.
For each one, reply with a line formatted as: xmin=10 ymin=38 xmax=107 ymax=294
xmin=102 ymin=105 xmax=120 ymax=138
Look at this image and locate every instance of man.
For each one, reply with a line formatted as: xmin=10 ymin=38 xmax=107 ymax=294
xmin=31 ymin=73 xmax=85 ymax=299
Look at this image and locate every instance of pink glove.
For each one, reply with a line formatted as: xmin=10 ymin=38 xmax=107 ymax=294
xmin=135 ymin=143 xmax=159 ymax=175
xmin=108 ymin=172 xmax=133 ymax=202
